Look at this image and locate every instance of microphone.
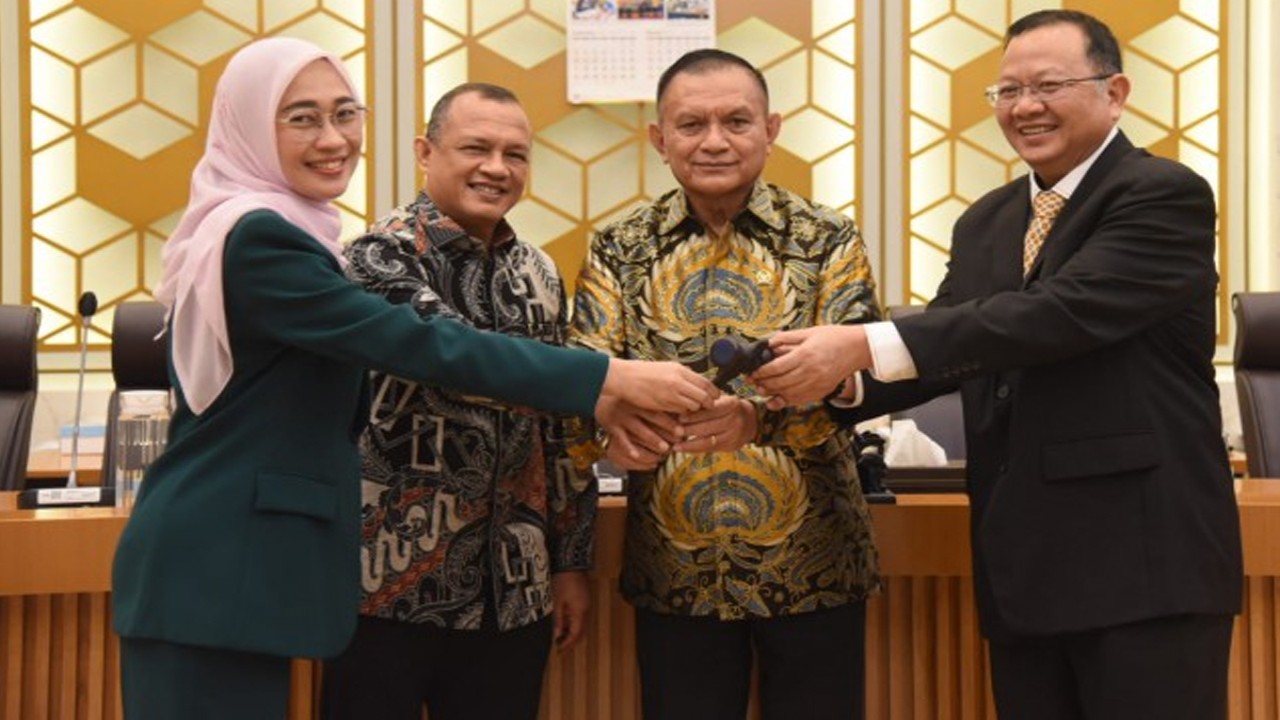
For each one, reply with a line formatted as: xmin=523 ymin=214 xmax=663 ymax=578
xmin=18 ymin=291 xmax=115 ymax=509
xmin=78 ymin=291 xmax=98 ymax=320
xmin=710 ymin=336 xmax=773 ymax=389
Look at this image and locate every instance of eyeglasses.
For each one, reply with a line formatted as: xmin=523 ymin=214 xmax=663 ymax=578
xmin=276 ymin=103 xmax=368 ymax=138
xmin=983 ymin=74 xmax=1115 ymax=108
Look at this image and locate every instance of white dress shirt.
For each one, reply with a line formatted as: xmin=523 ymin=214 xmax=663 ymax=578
xmin=844 ymin=126 xmax=1121 ymax=401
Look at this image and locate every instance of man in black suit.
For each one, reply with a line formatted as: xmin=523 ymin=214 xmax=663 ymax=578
xmin=753 ymin=10 xmax=1242 ymax=719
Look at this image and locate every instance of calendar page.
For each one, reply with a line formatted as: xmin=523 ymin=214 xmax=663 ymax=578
xmin=566 ymin=0 xmax=716 ymax=104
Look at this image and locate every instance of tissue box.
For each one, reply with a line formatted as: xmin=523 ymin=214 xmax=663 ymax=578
xmin=59 ymin=424 xmax=106 ymax=455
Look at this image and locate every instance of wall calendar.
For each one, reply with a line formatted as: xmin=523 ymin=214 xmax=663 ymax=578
xmin=566 ymin=0 xmax=716 ymax=103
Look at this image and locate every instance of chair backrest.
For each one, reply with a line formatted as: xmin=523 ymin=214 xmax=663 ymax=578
xmin=0 ymin=305 xmax=40 ymax=490
xmin=102 ymin=302 xmax=170 ymax=485
xmin=885 ymin=304 xmax=966 ymax=460
xmin=1233 ymin=291 xmax=1280 ymax=478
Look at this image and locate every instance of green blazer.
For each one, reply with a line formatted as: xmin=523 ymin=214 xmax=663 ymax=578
xmin=112 ymin=210 xmax=607 ymax=658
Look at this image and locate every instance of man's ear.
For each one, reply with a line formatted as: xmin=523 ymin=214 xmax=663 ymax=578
xmin=1106 ymin=73 xmax=1131 ymax=119
xmin=648 ymin=122 xmax=668 ymax=163
xmin=413 ymin=136 xmax=431 ymax=172
xmin=765 ymin=112 xmax=782 ymax=149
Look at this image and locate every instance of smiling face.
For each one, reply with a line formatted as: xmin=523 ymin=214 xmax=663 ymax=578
xmin=649 ymin=64 xmax=781 ymax=220
xmin=274 ymin=59 xmax=363 ymax=202
xmin=416 ymin=91 xmax=532 ymax=242
xmin=996 ymin=22 xmax=1129 ymax=186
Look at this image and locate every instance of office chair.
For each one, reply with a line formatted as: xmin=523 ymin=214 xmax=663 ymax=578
xmin=101 ymin=301 xmax=170 ymax=486
xmin=1233 ymin=291 xmax=1280 ymax=478
xmin=0 ymin=305 xmax=40 ymax=490
xmin=885 ymin=304 xmax=966 ymax=460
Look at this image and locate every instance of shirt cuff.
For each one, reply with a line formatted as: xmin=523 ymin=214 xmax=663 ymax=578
xmin=827 ymin=373 xmax=865 ymax=408
xmin=865 ymin=321 xmax=919 ymax=382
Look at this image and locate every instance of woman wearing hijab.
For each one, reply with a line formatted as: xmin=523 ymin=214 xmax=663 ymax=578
xmin=110 ymin=37 xmax=714 ymax=719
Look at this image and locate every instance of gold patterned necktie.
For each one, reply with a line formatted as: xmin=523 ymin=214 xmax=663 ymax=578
xmin=1022 ymin=190 xmax=1066 ymax=275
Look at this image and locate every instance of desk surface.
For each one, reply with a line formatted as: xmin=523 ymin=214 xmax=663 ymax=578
xmin=22 ymin=451 xmax=1250 ymax=489
xmin=5 ymin=479 xmax=1277 ymax=597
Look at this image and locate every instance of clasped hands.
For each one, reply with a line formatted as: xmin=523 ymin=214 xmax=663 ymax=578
xmin=597 ymin=393 xmax=757 ymax=471
xmin=593 ymin=324 xmax=871 ymax=470
xmin=750 ymin=324 xmax=873 ymax=410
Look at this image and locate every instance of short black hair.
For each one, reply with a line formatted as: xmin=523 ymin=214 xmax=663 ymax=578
xmin=655 ymin=48 xmax=769 ymax=110
xmin=425 ymin=82 xmax=521 ymax=143
xmin=1006 ymin=10 xmax=1123 ymax=74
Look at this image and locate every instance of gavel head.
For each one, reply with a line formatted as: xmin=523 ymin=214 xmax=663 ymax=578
xmin=710 ymin=336 xmax=774 ymax=388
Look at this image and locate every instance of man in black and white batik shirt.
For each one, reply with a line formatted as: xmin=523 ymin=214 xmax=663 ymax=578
xmin=321 ymin=82 xmax=596 ymax=720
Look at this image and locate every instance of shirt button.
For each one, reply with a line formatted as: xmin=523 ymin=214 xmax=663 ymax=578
xmin=995 ymin=385 xmax=1010 ymax=400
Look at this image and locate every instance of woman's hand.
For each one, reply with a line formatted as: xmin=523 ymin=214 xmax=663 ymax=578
xmin=598 ymin=358 xmax=717 ymax=416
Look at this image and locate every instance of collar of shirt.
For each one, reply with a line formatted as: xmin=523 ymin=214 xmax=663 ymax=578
xmin=1028 ymin=125 xmax=1119 ymax=202
xmin=411 ymin=191 xmax=517 ymax=255
xmin=655 ymin=180 xmax=788 ymax=238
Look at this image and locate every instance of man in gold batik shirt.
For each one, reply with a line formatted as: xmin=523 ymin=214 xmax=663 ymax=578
xmin=568 ymin=49 xmax=881 ymax=720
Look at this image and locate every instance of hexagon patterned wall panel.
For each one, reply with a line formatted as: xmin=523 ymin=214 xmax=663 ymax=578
xmin=418 ymin=0 xmax=862 ymax=291
xmin=23 ymin=0 xmax=372 ymax=350
xmin=904 ymin=0 xmax=1227 ymax=334
xmin=15 ymin=0 xmax=1235 ymax=357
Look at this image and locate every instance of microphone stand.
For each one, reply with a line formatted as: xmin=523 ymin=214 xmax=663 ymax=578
xmin=66 ymin=293 xmax=95 ymax=488
xmin=18 ymin=292 xmax=114 ymax=508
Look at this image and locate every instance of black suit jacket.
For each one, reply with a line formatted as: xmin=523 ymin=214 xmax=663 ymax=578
xmin=835 ymin=132 xmax=1242 ymax=640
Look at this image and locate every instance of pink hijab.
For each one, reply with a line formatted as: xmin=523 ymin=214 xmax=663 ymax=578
xmin=155 ymin=37 xmax=359 ymax=415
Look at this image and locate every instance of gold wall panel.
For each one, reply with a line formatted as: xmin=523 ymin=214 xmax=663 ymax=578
xmin=7 ymin=1 xmax=1244 ymax=362
xmin=903 ymin=1 xmax=1230 ymax=341
xmin=418 ymin=0 xmax=862 ymax=292
xmin=19 ymin=0 xmax=374 ymax=352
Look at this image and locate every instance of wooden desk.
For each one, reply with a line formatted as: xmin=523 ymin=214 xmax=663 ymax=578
xmin=3 ymin=485 xmax=1278 ymax=720
xmin=885 ymin=460 xmax=967 ymax=493
xmin=1231 ymin=450 xmax=1249 ymax=477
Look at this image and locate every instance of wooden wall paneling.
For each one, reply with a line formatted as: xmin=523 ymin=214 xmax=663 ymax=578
xmin=49 ymin=593 xmax=74 ymax=720
xmin=910 ymin=577 xmax=936 ymax=718
xmin=24 ymin=595 xmax=51 ymax=720
xmin=1271 ymin=580 xmax=1280 ymax=716
xmin=1247 ymin=578 xmax=1278 ymax=718
xmin=104 ymin=611 xmax=121 ymax=720
xmin=934 ymin=578 xmax=958 ymax=720
xmin=81 ymin=593 xmax=107 ymax=720
xmin=887 ymin=576 xmax=914 ymax=719
xmin=1 ymin=597 xmax=22 ymax=719
xmin=954 ymin=577 xmax=986 ymax=720
xmin=589 ymin=573 xmax=617 ymax=718
xmin=568 ymin=609 xmax=592 ymax=718
xmin=865 ymin=586 xmax=888 ymax=719
xmin=614 ymin=586 xmax=640 ymax=719
xmin=1269 ymin=578 xmax=1279 ymax=716
xmin=1229 ymin=595 xmax=1248 ymax=720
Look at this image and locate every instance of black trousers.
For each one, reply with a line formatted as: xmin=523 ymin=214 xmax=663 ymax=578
xmin=988 ymin=613 xmax=1234 ymax=720
xmin=120 ymin=637 xmax=291 ymax=720
xmin=634 ymin=601 xmax=866 ymax=720
xmin=320 ymin=614 xmax=554 ymax=720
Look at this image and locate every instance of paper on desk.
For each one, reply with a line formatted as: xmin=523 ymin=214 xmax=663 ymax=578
xmin=884 ymin=419 xmax=948 ymax=467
